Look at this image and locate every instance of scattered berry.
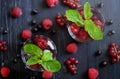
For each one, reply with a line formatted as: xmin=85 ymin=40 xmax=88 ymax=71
xmin=31 ymin=9 xmax=38 ymax=15
xmin=21 ymin=29 xmax=32 ymax=40
xmin=3 ymin=28 xmax=8 ymax=34
xmin=100 ymin=60 xmax=108 ymax=67
xmin=65 ymin=57 xmax=78 ymax=75
xmin=88 ymin=68 xmax=99 ymax=79
xmin=107 ymin=30 xmax=116 ymax=36
xmin=97 ymin=2 xmax=104 ymax=8
xmin=95 ymin=50 xmax=102 ymax=56
xmin=42 ymin=70 xmax=53 ymax=79
xmin=66 ymin=43 xmax=78 ymax=54
xmin=56 ymin=14 xmax=68 ymax=27
xmin=51 ymin=29 xmax=56 ymax=35
xmin=31 ymin=19 xmax=37 ymax=26
xmin=34 ymin=36 xmax=48 ymax=50
xmin=109 ymin=43 xmax=120 ymax=64
xmin=106 ymin=19 xmax=113 ymax=25
xmin=1 ymin=67 xmax=10 ymax=78
xmin=42 ymin=19 xmax=53 ymax=30
xmin=46 ymin=0 xmax=59 ymax=7
xmin=0 ymin=41 xmax=8 ymax=51
xmin=11 ymin=7 xmax=22 ymax=18
xmin=32 ymin=27 xmax=39 ymax=32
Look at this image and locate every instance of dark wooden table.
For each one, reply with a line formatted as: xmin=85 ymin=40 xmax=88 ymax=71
xmin=0 ymin=0 xmax=120 ymax=79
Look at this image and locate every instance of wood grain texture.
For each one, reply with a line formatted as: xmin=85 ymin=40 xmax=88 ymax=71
xmin=0 ymin=0 xmax=120 ymax=79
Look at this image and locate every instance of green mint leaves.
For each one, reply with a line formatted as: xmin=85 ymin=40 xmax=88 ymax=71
xmin=65 ymin=2 xmax=103 ymax=40
xmin=42 ymin=60 xmax=61 ymax=72
xmin=24 ymin=44 xmax=42 ymax=57
xmin=41 ymin=52 xmax=53 ymax=61
xmin=23 ymin=44 xmax=61 ymax=72
xmin=66 ymin=10 xmax=83 ymax=26
xmin=84 ymin=2 xmax=93 ymax=19
xmin=84 ymin=20 xmax=103 ymax=40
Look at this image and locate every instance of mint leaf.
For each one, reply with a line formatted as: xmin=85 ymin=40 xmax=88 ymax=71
xmin=84 ymin=2 xmax=93 ymax=19
xmin=66 ymin=10 xmax=83 ymax=26
xmin=41 ymin=60 xmax=61 ymax=72
xmin=26 ymin=56 xmax=40 ymax=65
xmin=84 ymin=20 xmax=103 ymax=40
xmin=23 ymin=44 xmax=42 ymax=57
xmin=41 ymin=52 xmax=53 ymax=61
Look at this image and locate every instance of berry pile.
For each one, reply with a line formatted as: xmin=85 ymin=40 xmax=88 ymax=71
xmin=56 ymin=14 xmax=68 ymax=27
xmin=34 ymin=36 xmax=48 ymax=50
xmin=0 ymin=41 xmax=8 ymax=51
xmin=65 ymin=57 xmax=78 ymax=74
xmin=109 ymin=43 xmax=120 ymax=64
xmin=62 ymin=0 xmax=80 ymax=9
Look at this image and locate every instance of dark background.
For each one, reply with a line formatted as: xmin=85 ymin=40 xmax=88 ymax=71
xmin=0 ymin=0 xmax=120 ymax=79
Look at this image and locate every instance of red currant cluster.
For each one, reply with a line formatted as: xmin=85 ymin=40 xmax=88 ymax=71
xmin=56 ymin=14 xmax=68 ymax=27
xmin=109 ymin=43 xmax=120 ymax=64
xmin=62 ymin=0 xmax=80 ymax=9
xmin=65 ymin=57 xmax=78 ymax=74
xmin=0 ymin=41 xmax=7 ymax=51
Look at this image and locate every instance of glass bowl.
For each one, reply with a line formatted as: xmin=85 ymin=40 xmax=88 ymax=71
xmin=67 ymin=7 xmax=105 ymax=43
xmin=21 ymin=35 xmax=57 ymax=72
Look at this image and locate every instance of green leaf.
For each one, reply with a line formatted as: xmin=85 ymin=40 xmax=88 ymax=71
xmin=26 ymin=56 xmax=40 ymax=65
xmin=66 ymin=10 xmax=83 ymax=26
xmin=84 ymin=20 xmax=103 ymax=40
xmin=23 ymin=44 xmax=42 ymax=57
xmin=41 ymin=52 xmax=53 ymax=61
xmin=41 ymin=60 xmax=61 ymax=72
xmin=84 ymin=2 xmax=93 ymax=19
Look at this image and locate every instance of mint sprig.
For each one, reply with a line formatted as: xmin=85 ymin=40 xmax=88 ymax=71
xmin=66 ymin=10 xmax=83 ymax=26
xmin=65 ymin=2 xmax=103 ymax=40
xmin=84 ymin=20 xmax=103 ymax=40
xmin=84 ymin=2 xmax=93 ymax=19
xmin=23 ymin=44 xmax=61 ymax=72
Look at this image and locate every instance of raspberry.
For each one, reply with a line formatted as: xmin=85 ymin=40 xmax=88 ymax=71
xmin=42 ymin=71 xmax=53 ymax=79
xmin=34 ymin=37 xmax=48 ymax=50
xmin=46 ymin=0 xmax=59 ymax=7
xmin=77 ymin=30 xmax=89 ymax=42
xmin=11 ymin=7 xmax=22 ymax=18
xmin=66 ymin=43 xmax=78 ymax=54
xmin=88 ymin=68 xmax=99 ymax=79
xmin=21 ymin=29 xmax=32 ymax=40
xmin=1 ymin=67 xmax=10 ymax=78
xmin=42 ymin=19 xmax=53 ymax=30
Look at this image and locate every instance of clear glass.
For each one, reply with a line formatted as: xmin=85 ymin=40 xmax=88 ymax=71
xmin=21 ymin=35 xmax=57 ymax=72
xmin=67 ymin=7 xmax=105 ymax=43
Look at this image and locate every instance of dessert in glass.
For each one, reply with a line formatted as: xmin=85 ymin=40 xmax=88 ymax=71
xmin=66 ymin=2 xmax=104 ymax=43
xmin=21 ymin=35 xmax=61 ymax=72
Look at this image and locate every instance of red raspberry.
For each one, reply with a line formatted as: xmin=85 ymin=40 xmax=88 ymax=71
xmin=77 ymin=30 xmax=89 ymax=42
xmin=11 ymin=7 xmax=22 ymax=18
xmin=1 ymin=67 xmax=10 ymax=78
xmin=46 ymin=0 xmax=59 ymax=7
xmin=34 ymin=37 xmax=48 ymax=50
xmin=70 ymin=23 xmax=79 ymax=34
xmin=42 ymin=19 xmax=53 ymax=30
xmin=42 ymin=71 xmax=53 ymax=79
xmin=88 ymin=68 xmax=99 ymax=79
xmin=66 ymin=43 xmax=78 ymax=54
xmin=21 ymin=29 xmax=32 ymax=40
